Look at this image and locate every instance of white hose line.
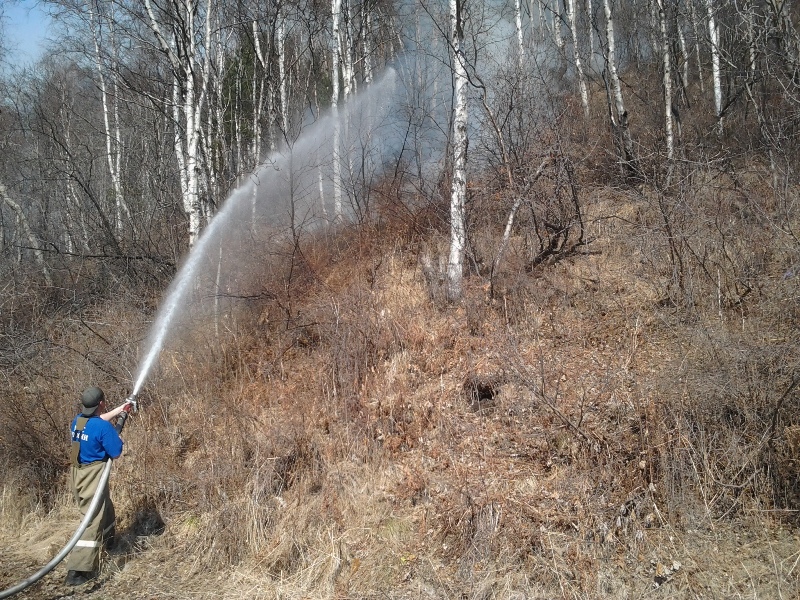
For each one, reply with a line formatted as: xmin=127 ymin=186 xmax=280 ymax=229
xmin=0 ymin=459 xmax=113 ymax=599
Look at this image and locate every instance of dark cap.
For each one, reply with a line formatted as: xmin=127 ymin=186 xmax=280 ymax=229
xmin=81 ymin=387 xmax=105 ymax=416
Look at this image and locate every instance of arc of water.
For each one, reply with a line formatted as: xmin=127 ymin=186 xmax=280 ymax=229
xmin=133 ymin=67 xmax=403 ymax=396
xmin=132 ymin=184 xmax=251 ymax=396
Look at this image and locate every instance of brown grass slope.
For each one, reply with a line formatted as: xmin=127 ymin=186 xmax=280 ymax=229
xmin=2 ymin=161 xmax=800 ymax=599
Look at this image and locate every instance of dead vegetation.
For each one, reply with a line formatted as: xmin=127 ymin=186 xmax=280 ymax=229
xmin=2 ymin=139 xmax=800 ymax=599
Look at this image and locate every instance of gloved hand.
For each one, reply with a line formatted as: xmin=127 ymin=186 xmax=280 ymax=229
xmin=124 ymin=396 xmax=138 ymax=412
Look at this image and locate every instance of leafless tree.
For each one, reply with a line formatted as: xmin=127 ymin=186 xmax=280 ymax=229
xmin=447 ymin=0 xmax=468 ymax=302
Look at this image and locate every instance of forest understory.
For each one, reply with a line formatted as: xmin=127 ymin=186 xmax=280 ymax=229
xmin=2 ymin=1 xmax=800 ymax=596
xmin=2 ymin=167 xmax=800 ymax=599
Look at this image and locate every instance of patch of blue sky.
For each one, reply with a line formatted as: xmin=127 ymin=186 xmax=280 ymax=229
xmin=1 ymin=0 xmax=52 ymax=65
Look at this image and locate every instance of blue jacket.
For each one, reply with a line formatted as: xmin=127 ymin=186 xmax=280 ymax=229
xmin=70 ymin=414 xmax=124 ymax=464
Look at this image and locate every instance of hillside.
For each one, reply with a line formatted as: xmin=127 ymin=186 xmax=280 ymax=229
xmin=2 ymin=167 xmax=799 ymax=599
xmin=3 ymin=0 xmax=800 ymax=597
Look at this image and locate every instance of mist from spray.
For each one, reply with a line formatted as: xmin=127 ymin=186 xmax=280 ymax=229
xmin=128 ymin=4 xmax=567 ymax=397
xmin=131 ymin=64 xmax=449 ymax=396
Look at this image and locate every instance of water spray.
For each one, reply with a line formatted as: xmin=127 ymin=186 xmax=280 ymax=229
xmin=1 ymin=65 xmax=423 ymax=597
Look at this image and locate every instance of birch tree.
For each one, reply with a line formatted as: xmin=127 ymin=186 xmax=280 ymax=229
xmin=252 ymin=15 xmax=277 ymax=159
xmin=585 ymin=0 xmax=594 ymax=58
xmin=87 ymin=1 xmax=131 ymax=237
xmin=515 ymin=0 xmax=525 ymax=66
xmin=203 ymin=12 xmax=232 ymax=202
xmin=278 ymin=5 xmax=289 ymax=140
xmin=447 ymin=0 xmax=468 ymax=302
xmin=362 ymin=2 xmax=374 ymax=84
xmin=553 ymin=0 xmax=566 ymax=50
xmin=705 ymin=0 xmax=723 ymax=133
xmin=676 ymin=9 xmax=689 ymax=91
xmin=342 ymin=0 xmax=357 ymax=99
xmin=657 ymin=0 xmax=675 ymax=162
xmin=602 ymin=0 xmax=637 ymax=177
xmin=688 ymin=0 xmax=704 ymax=91
xmin=144 ymin=0 xmax=216 ymax=247
xmin=341 ymin=0 xmax=357 ymax=219
xmin=531 ymin=0 xmax=549 ymax=38
xmin=0 ymin=182 xmax=53 ymax=286
xmin=332 ymin=0 xmax=344 ymax=222
xmin=566 ymin=0 xmax=590 ymax=118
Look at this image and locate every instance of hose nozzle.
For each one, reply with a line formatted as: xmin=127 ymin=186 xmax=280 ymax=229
xmin=124 ymin=394 xmax=138 ymax=413
xmin=115 ymin=394 xmax=138 ymax=433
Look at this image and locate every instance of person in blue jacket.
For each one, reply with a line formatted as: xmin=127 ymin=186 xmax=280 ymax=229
xmin=65 ymin=386 xmax=129 ymax=586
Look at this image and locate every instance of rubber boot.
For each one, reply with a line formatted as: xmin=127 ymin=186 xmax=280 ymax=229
xmin=65 ymin=570 xmax=94 ymax=586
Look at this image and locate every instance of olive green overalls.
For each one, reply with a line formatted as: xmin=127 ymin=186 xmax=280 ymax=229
xmin=67 ymin=416 xmax=116 ymax=574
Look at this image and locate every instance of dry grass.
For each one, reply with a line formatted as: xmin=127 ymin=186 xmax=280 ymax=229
xmin=2 ymin=161 xmax=800 ymax=599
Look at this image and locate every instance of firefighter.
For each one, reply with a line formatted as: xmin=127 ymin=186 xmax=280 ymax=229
xmin=65 ymin=386 xmax=129 ymax=586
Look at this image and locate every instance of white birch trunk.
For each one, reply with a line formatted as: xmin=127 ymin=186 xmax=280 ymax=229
xmin=67 ymin=179 xmax=90 ymax=253
xmin=0 ymin=182 xmax=53 ymax=286
xmin=492 ymin=159 xmax=550 ymax=280
xmin=212 ymin=34 xmax=230 ymax=188
xmin=677 ymin=17 xmax=688 ymax=87
xmin=207 ymin=24 xmax=227 ymax=201
xmin=515 ymin=0 xmax=525 ymax=65
xmin=363 ymin=6 xmax=374 ymax=85
xmin=251 ymin=20 xmax=272 ymax=229
xmin=603 ymin=0 xmax=636 ymax=174
xmin=705 ymin=0 xmax=723 ymax=133
xmin=604 ymin=0 xmax=625 ymax=122
xmin=745 ymin=2 xmax=756 ymax=79
xmin=71 ymin=182 xmax=91 ymax=253
xmin=87 ymin=3 xmax=130 ymax=236
xmin=689 ymin=0 xmax=704 ymax=91
xmin=314 ymin=74 xmax=328 ymax=220
xmin=585 ymin=0 xmax=594 ymax=58
xmin=657 ymin=0 xmax=674 ymax=161
xmin=60 ymin=94 xmax=100 ymax=251
xmin=649 ymin=0 xmax=660 ymax=56
xmin=266 ymin=75 xmax=277 ymax=154
xmin=554 ymin=0 xmax=565 ymax=49
xmin=278 ymin=10 xmax=289 ymax=140
xmin=332 ymin=0 xmax=343 ymax=223
xmin=144 ymin=0 xmax=213 ymax=248
xmin=533 ymin=0 xmax=549 ymax=38
xmin=235 ymin=70 xmax=243 ymax=182
xmin=252 ymin=20 xmax=269 ymax=160
xmin=343 ymin=0 xmax=356 ymax=99
xmin=567 ymin=0 xmax=590 ymax=118
xmin=343 ymin=0 xmax=358 ymax=207
xmin=63 ymin=188 xmax=75 ymax=254
xmin=448 ymin=0 xmax=468 ymax=302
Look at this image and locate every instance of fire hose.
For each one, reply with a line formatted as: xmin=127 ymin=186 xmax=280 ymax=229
xmin=0 ymin=397 xmax=137 ymax=599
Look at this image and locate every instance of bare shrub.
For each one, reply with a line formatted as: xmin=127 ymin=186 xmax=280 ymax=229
xmin=652 ymin=322 xmax=800 ymax=525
